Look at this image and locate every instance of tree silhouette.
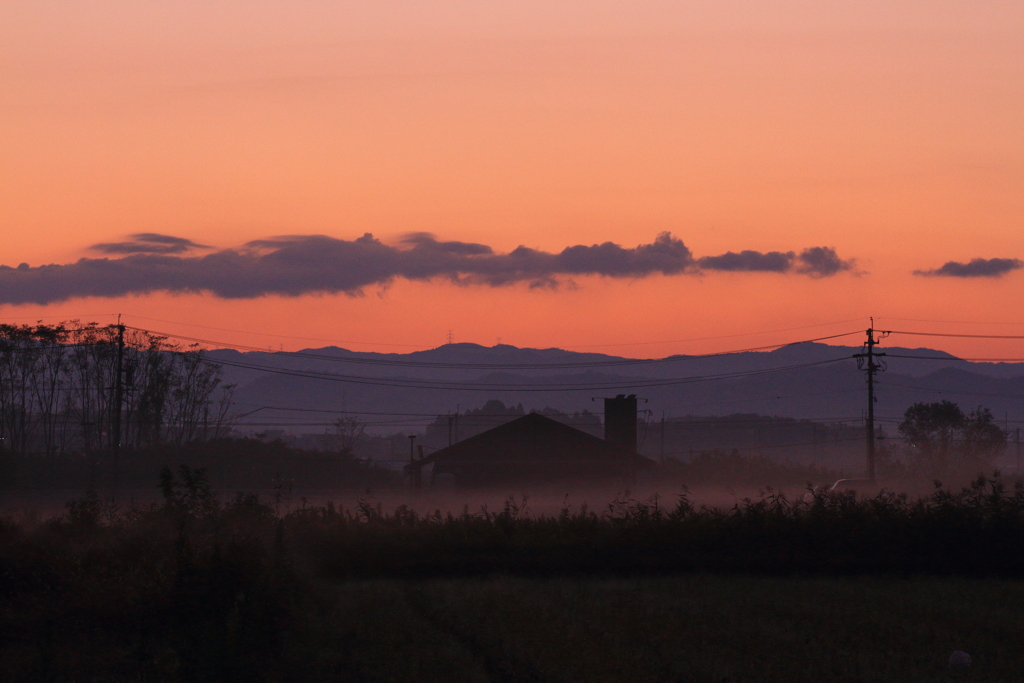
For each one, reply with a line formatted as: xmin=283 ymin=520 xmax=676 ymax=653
xmin=898 ymin=401 xmax=1005 ymax=476
xmin=334 ymin=416 xmax=366 ymax=459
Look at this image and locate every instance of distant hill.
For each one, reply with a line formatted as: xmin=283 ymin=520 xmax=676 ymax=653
xmin=206 ymin=342 xmax=1024 ymax=436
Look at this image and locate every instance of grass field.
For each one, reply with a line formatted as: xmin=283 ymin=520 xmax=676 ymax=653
xmin=6 ymin=573 xmax=1021 ymax=682
xmin=325 ymin=575 xmax=1024 ymax=683
xmin=3 ymin=468 xmax=1024 ymax=681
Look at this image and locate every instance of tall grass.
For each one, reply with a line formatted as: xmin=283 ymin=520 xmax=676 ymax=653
xmin=286 ymin=474 xmax=1024 ymax=578
xmin=2 ymin=468 xmax=1023 ymax=680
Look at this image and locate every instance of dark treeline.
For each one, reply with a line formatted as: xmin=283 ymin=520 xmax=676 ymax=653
xmin=654 ymin=414 xmax=866 ymax=470
xmin=2 ymin=437 xmax=404 ymax=493
xmin=0 ymin=322 xmax=232 ymax=457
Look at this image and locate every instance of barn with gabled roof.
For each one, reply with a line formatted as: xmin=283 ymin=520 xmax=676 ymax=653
xmin=405 ymin=395 xmax=653 ymax=487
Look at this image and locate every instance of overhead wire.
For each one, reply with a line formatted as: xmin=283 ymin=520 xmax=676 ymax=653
xmin=659 ymin=434 xmax=868 ymax=458
xmin=877 ymin=317 xmax=1024 ymax=326
xmin=4 ymin=319 xmax=1022 ymax=428
xmin=0 ymin=313 xmax=120 ymax=321
xmin=876 ymin=379 xmax=1024 ymax=402
xmin=886 ymin=353 xmax=1024 ymax=362
xmin=666 ymin=386 xmax=868 ymax=411
xmin=887 ymin=330 xmax=1024 ymax=340
xmin=208 ymin=355 xmax=854 ymax=392
xmin=129 ymin=325 xmax=863 ymax=369
xmin=553 ymin=318 xmax=869 ymax=347
xmin=117 ymin=313 xmax=868 ymax=349
xmin=225 ymin=401 xmax=871 ymax=421
xmin=121 ymin=314 xmax=430 ymax=348
xmin=232 ymin=415 xmax=879 ymax=429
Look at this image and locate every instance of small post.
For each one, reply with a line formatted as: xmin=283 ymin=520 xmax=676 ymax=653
xmin=659 ymin=411 xmax=665 ymax=460
xmin=408 ymin=435 xmax=420 ymax=489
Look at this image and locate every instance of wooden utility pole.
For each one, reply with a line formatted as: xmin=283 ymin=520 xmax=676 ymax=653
xmin=111 ymin=321 xmax=125 ymax=501
xmin=1016 ymin=427 xmax=1021 ymax=475
xmin=812 ymin=423 xmax=817 ymax=466
xmin=853 ymin=321 xmax=886 ymax=482
xmin=659 ymin=411 xmax=665 ymax=460
xmin=408 ymin=434 xmax=421 ymax=488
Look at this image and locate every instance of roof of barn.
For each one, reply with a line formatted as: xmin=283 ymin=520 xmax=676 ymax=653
xmin=405 ymin=412 xmax=654 ymax=471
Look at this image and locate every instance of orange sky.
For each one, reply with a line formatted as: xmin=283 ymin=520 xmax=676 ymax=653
xmin=2 ymin=2 xmax=1023 ymax=358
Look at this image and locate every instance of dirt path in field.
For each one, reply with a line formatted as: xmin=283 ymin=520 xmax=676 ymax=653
xmin=401 ymin=582 xmax=561 ymax=683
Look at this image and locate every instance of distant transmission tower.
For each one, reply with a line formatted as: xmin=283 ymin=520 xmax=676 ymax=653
xmin=447 ymin=330 xmax=454 ymax=345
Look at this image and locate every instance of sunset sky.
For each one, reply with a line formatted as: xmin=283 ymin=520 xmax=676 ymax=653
xmin=2 ymin=2 xmax=1023 ymax=358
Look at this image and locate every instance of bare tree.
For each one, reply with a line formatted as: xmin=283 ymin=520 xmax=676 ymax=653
xmin=0 ymin=322 xmax=233 ymax=457
xmin=334 ymin=416 xmax=366 ymax=458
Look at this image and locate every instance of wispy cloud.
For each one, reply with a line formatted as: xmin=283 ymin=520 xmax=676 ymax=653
xmin=0 ymin=232 xmax=856 ymax=305
xmin=914 ymin=257 xmax=1023 ymax=278
xmin=91 ymin=233 xmax=211 ymax=255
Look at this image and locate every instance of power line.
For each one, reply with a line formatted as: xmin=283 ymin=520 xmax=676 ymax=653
xmin=117 ymin=313 xmax=866 ymax=349
xmin=229 ymin=410 xmax=870 ymax=425
xmin=232 ymin=416 xmax=877 ymax=429
xmin=230 ymin=404 xmax=599 ymax=419
xmin=227 ymin=390 xmax=871 ymax=419
xmin=886 ymin=353 xmax=1024 ymax=362
xmin=208 ymin=355 xmax=853 ymax=392
xmin=0 ymin=313 xmax=119 ymax=321
xmin=888 ymin=330 xmax=1024 ymax=340
xmin=560 ymin=318 xmax=869 ymax=347
xmin=876 ymin=380 xmax=1024 ymax=402
xmin=229 ymin=404 xmax=448 ymax=417
xmin=1 ymin=312 xmax=865 ymax=352
xmin=121 ymin=314 xmax=431 ymax=348
xmin=669 ymin=387 xmax=868 ymax=411
xmin=659 ymin=435 xmax=868 ymax=458
xmin=0 ymin=341 xmax=109 ymax=353
xmin=878 ymin=317 xmax=1024 ymax=326
xmin=129 ymin=325 xmax=863 ymax=369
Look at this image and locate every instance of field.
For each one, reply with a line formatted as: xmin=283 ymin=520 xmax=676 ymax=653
xmin=4 ymin=573 xmax=1023 ymax=682
xmin=2 ymin=469 xmax=1024 ymax=682
xmin=327 ymin=575 xmax=1024 ymax=683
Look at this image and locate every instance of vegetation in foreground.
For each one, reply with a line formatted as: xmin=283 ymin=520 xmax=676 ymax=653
xmin=0 ymin=437 xmax=404 ymax=493
xmin=2 ymin=468 xmax=1024 ymax=681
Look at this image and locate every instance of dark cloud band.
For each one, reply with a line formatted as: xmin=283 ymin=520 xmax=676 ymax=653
xmin=0 ymin=233 xmax=854 ymax=305
xmin=697 ymin=247 xmax=854 ymax=278
xmin=914 ymin=258 xmax=1023 ymax=278
xmin=90 ymin=233 xmax=211 ymax=255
